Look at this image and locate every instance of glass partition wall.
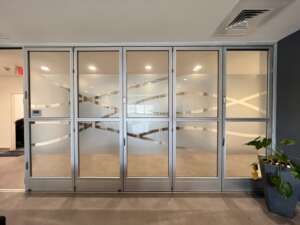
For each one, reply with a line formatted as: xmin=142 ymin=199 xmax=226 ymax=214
xmin=24 ymin=46 xmax=273 ymax=192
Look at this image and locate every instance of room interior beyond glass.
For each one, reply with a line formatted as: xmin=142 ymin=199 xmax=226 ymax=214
xmin=23 ymin=45 xmax=274 ymax=192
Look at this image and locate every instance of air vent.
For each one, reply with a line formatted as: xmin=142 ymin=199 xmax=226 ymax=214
xmin=226 ymin=9 xmax=270 ymax=30
xmin=214 ymin=0 xmax=295 ymax=37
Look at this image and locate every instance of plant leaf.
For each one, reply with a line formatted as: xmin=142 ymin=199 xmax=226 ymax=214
xmin=245 ymin=137 xmax=271 ymax=150
xmin=291 ymin=163 xmax=300 ymax=180
xmin=278 ymin=181 xmax=293 ymax=199
xmin=268 ymin=175 xmax=293 ymax=198
xmin=280 ymin=139 xmax=296 ymax=146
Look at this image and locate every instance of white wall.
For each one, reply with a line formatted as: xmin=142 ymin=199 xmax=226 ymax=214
xmin=0 ymin=76 xmax=23 ymax=149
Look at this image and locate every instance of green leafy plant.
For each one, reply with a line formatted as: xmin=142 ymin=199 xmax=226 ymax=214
xmin=245 ymin=137 xmax=300 ymax=199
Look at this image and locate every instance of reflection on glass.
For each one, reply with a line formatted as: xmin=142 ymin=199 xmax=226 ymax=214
xmin=226 ymin=50 xmax=268 ymax=118
xmin=31 ymin=121 xmax=71 ymax=177
xmin=79 ymin=122 xmax=119 ymax=177
xmin=176 ymin=51 xmax=218 ymax=117
xmin=127 ymin=121 xmax=168 ymax=177
xmin=176 ymin=122 xmax=217 ymax=177
xmin=226 ymin=122 xmax=266 ymax=177
xmin=78 ymin=51 xmax=119 ymax=118
xmin=29 ymin=52 xmax=70 ymax=117
xmin=127 ymin=51 xmax=169 ymax=117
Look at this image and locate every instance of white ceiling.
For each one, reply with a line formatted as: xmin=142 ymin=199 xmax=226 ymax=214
xmin=0 ymin=0 xmax=300 ymax=44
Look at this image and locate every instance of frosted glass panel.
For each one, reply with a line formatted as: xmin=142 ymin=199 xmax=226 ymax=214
xmin=176 ymin=51 xmax=218 ymax=117
xmin=127 ymin=121 xmax=168 ymax=177
xmin=226 ymin=122 xmax=266 ymax=177
xmin=78 ymin=51 xmax=119 ymax=118
xmin=226 ymin=50 xmax=268 ymax=118
xmin=127 ymin=51 xmax=169 ymax=117
xmin=29 ymin=52 xmax=70 ymax=117
xmin=79 ymin=122 xmax=119 ymax=177
xmin=176 ymin=122 xmax=217 ymax=177
xmin=31 ymin=121 xmax=71 ymax=177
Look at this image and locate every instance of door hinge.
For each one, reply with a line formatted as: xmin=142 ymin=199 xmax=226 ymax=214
xmin=74 ymin=185 xmax=76 ymax=192
xmin=223 ymin=96 xmax=226 ymax=105
xmin=222 ymin=138 xmax=225 ymax=146
xmin=25 ymin=162 xmax=29 ymax=170
xmin=123 ymin=138 xmax=126 ymax=146
xmin=24 ymin=91 xmax=28 ymax=100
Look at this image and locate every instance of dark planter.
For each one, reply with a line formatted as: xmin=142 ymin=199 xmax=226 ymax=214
xmin=258 ymin=156 xmax=300 ymax=218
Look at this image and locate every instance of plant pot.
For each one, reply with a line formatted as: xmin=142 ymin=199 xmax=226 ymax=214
xmin=258 ymin=156 xmax=300 ymax=218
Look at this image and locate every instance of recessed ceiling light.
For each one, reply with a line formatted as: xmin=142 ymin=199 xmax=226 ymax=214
xmin=183 ymin=78 xmax=188 ymax=81
xmin=40 ymin=66 xmax=50 ymax=72
xmin=193 ymin=65 xmax=202 ymax=72
xmin=88 ymin=65 xmax=97 ymax=71
xmin=145 ymin=65 xmax=152 ymax=71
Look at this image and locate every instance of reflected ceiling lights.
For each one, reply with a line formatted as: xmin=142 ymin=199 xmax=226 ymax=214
xmin=40 ymin=66 xmax=50 ymax=72
xmin=88 ymin=65 xmax=97 ymax=71
xmin=145 ymin=65 xmax=152 ymax=71
xmin=193 ymin=65 xmax=202 ymax=72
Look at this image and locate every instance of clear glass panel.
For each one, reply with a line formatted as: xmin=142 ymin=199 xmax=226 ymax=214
xmin=30 ymin=121 xmax=71 ymax=177
xmin=226 ymin=50 xmax=268 ymax=118
xmin=127 ymin=51 xmax=169 ymax=117
xmin=127 ymin=121 xmax=168 ymax=177
xmin=78 ymin=51 xmax=120 ymax=118
xmin=226 ymin=122 xmax=266 ymax=177
xmin=29 ymin=51 xmax=70 ymax=117
xmin=176 ymin=51 xmax=218 ymax=117
xmin=79 ymin=121 xmax=119 ymax=177
xmin=176 ymin=122 xmax=217 ymax=177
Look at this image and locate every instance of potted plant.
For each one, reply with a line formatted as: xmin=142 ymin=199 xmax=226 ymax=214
xmin=246 ymin=137 xmax=300 ymax=218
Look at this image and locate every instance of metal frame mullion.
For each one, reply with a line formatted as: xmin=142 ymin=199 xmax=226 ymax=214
xmin=73 ymin=48 xmax=79 ymax=182
xmin=225 ymin=118 xmax=269 ymax=122
xmin=172 ymin=47 xmax=177 ymax=190
xmin=168 ymin=47 xmax=173 ymax=189
xmin=217 ymin=48 xmax=223 ymax=190
xmin=122 ymin=47 xmax=128 ymax=182
xmin=23 ymin=48 xmax=30 ymax=190
xmin=119 ymin=47 xmax=124 ymax=191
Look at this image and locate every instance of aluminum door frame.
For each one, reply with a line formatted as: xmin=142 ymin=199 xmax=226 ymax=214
xmin=172 ymin=47 xmax=223 ymax=191
xmin=24 ymin=47 xmax=74 ymax=192
xmin=123 ymin=47 xmax=173 ymax=191
xmin=73 ymin=47 xmax=123 ymax=192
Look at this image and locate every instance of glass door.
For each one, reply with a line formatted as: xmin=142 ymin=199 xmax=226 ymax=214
xmin=124 ymin=48 xmax=172 ymax=191
xmin=74 ymin=48 xmax=123 ymax=191
xmin=173 ymin=47 xmax=222 ymax=191
xmin=223 ymin=48 xmax=272 ymax=191
xmin=24 ymin=48 xmax=74 ymax=191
